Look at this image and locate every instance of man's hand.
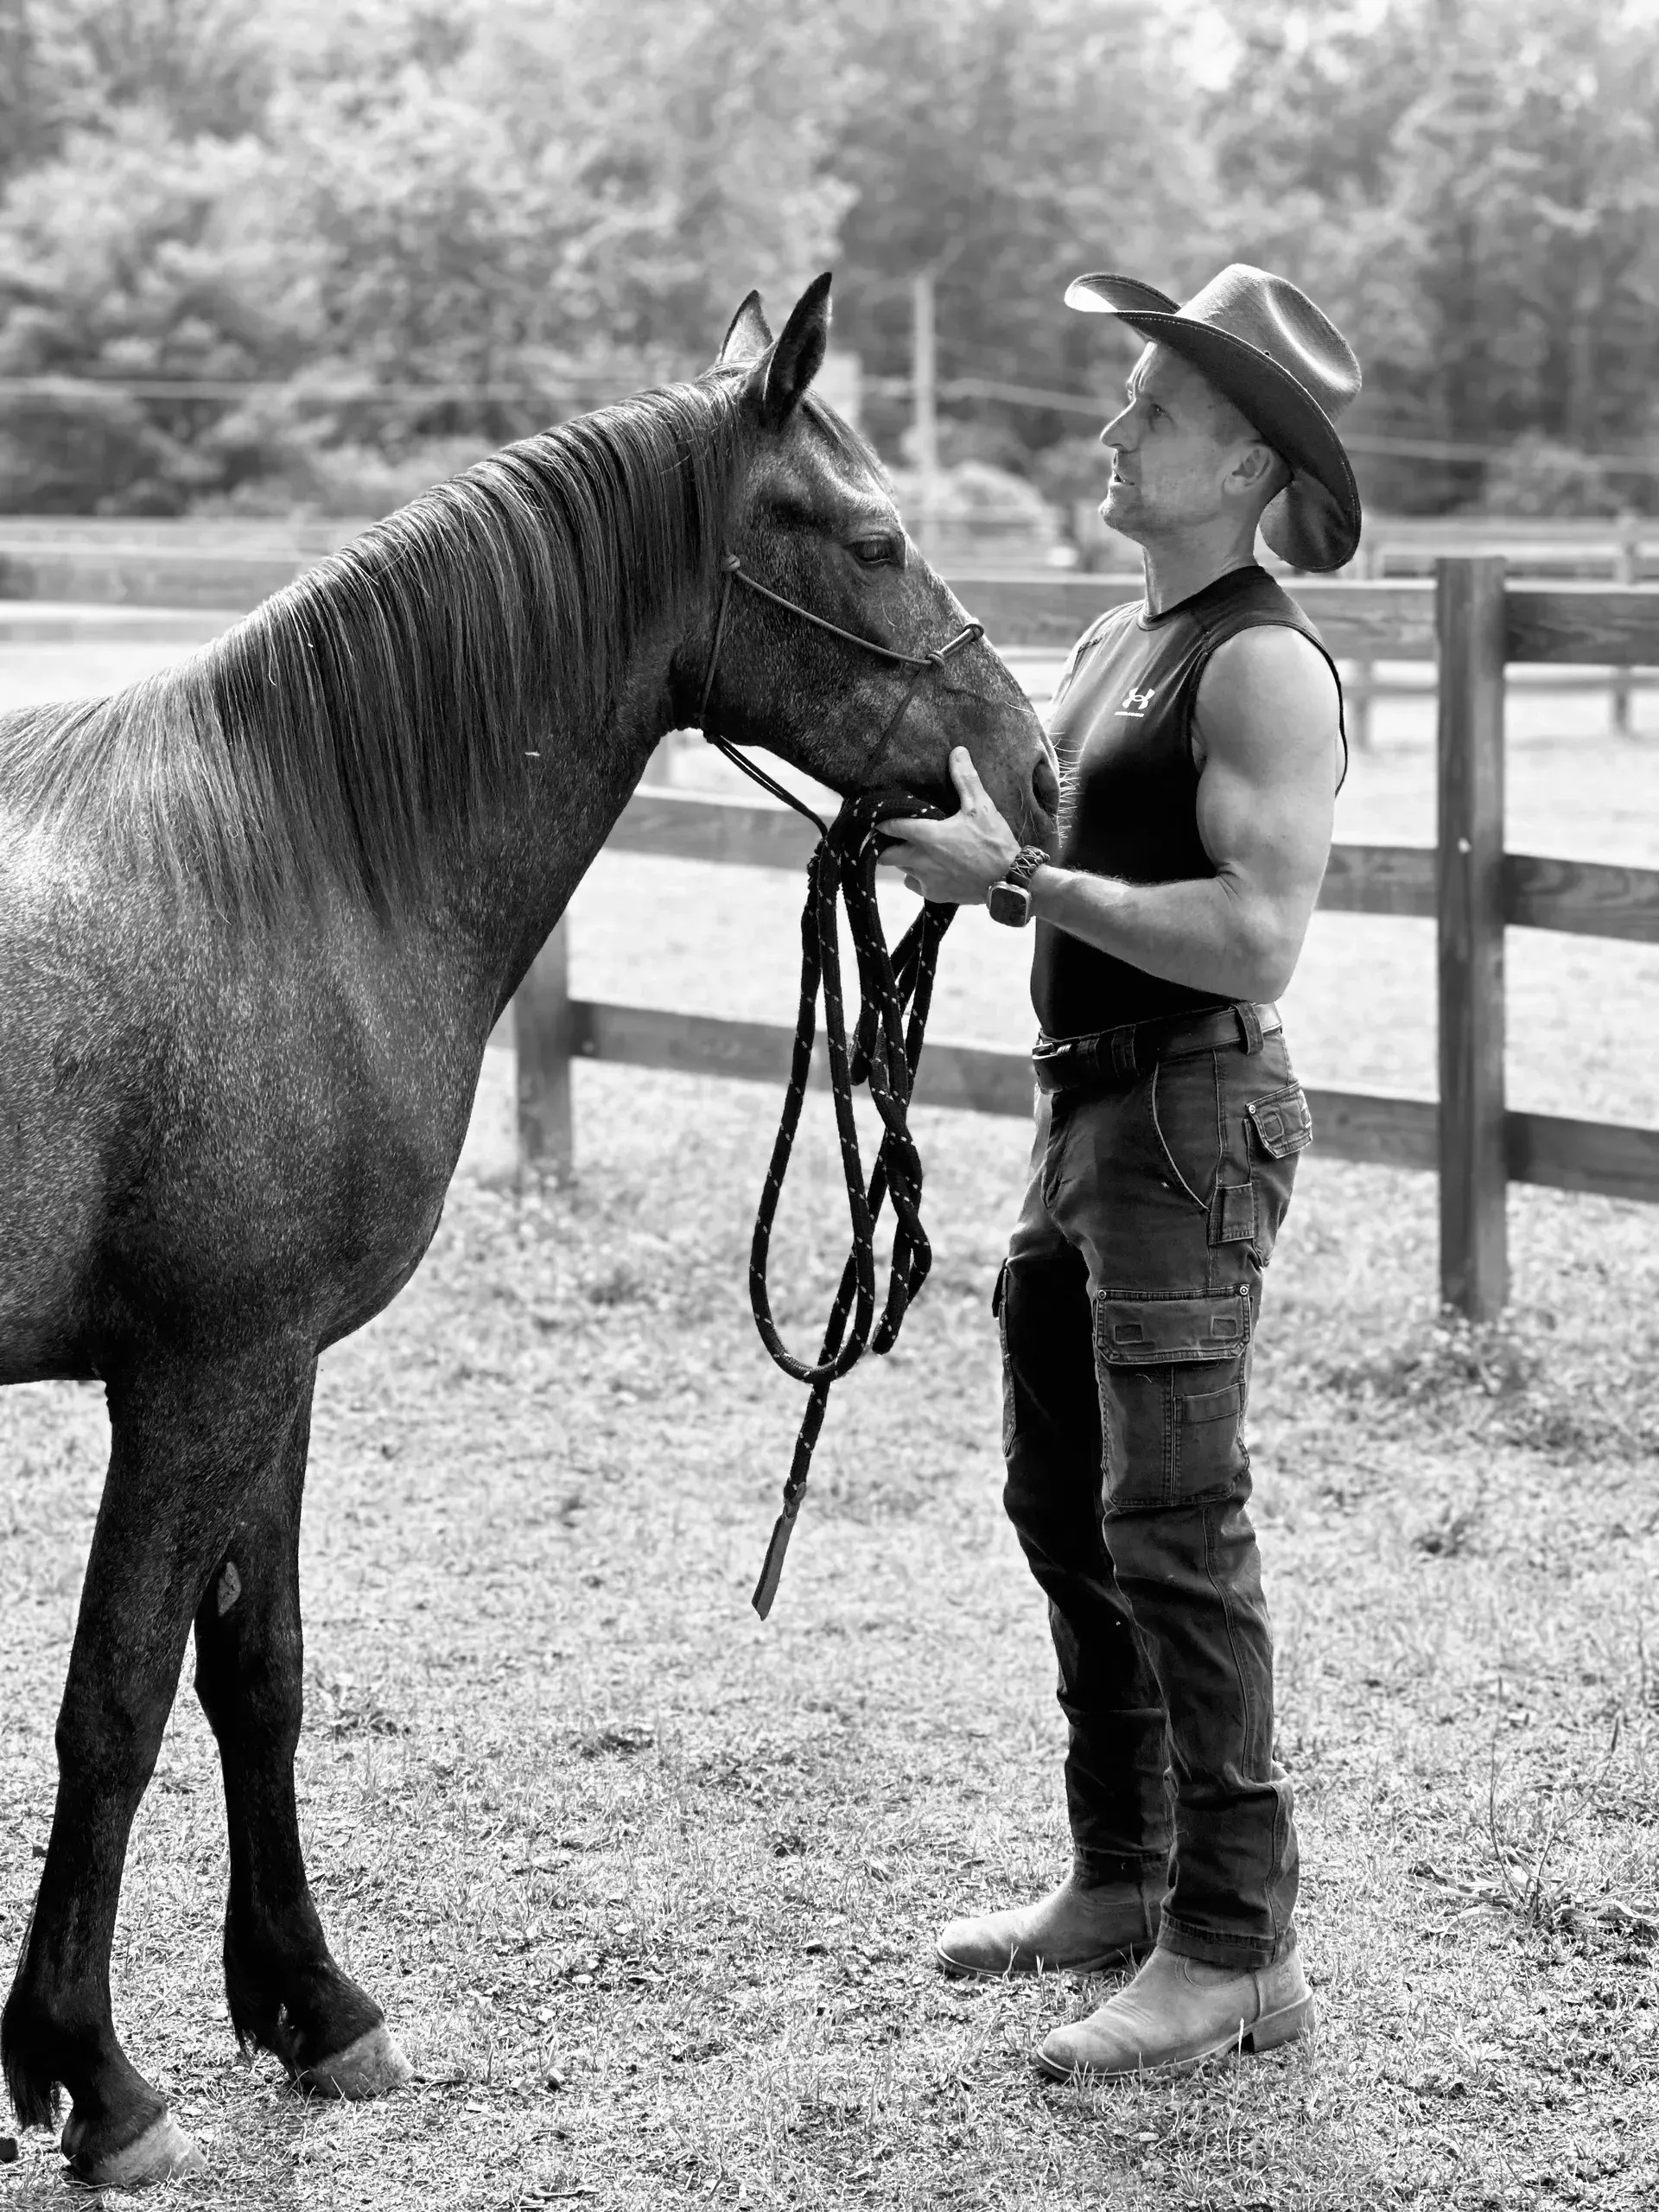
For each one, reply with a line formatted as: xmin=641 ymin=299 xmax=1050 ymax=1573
xmin=876 ymin=747 xmax=1021 ymax=905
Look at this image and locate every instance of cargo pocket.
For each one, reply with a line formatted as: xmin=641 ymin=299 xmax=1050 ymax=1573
xmin=1093 ymin=1289 xmax=1252 ymax=1510
xmin=992 ymin=1258 xmax=1014 ymax=1455
xmin=1248 ymin=1084 xmax=1313 ymax=1161
xmin=1243 ymin=1082 xmax=1313 ymax=1263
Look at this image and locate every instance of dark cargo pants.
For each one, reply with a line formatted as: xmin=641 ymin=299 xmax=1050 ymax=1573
xmin=995 ymin=1015 xmax=1311 ymax=1967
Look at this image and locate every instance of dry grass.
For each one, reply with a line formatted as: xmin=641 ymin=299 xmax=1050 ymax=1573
xmin=3 ymin=633 xmax=1657 ymax=2202
xmin=3 ymin=1061 xmax=1658 ymax=2211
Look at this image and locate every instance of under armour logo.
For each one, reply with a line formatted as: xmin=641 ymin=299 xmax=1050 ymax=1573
xmin=1116 ymin=686 xmax=1156 ymax=716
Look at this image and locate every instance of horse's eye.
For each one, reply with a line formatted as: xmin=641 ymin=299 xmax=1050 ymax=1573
xmin=849 ymin=537 xmax=901 ymax=568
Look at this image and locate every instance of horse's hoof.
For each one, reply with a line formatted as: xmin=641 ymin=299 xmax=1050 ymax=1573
xmin=60 ymin=2107 xmax=204 ymax=2189
xmin=297 ymin=2023 xmax=413 ymax=2100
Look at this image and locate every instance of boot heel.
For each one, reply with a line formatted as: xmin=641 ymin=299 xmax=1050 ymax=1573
xmin=1244 ymin=1993 xmax=1314 ymax=2053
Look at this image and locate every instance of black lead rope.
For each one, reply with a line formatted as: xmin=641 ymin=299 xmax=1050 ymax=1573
xmin=744 ymin=811 xmax=955 ymax=1618
xmin=696 ymin=555 xmax=980 ymax=1618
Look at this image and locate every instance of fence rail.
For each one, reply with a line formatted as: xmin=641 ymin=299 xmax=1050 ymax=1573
xmin=513 ymin=563 xmax=1659 ymax=1319
xmin=529 ymin=783 xmax=1659 ymax=1218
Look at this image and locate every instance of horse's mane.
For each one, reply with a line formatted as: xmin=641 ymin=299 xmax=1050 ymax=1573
xmin=0 ymin=374 xmax=794 ymax=918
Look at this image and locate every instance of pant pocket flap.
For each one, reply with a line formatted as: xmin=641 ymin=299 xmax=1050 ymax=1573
xmin=1248 ymin=1084 xmax=1313 ymax=1160
xmin=1094 ymin=1289 xmax=1252 ymax=1364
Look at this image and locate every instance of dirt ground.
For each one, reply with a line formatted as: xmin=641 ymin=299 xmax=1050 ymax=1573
xmin=3 ymin=632 xmax=1658 ymax=2207
xmin=3 ymin=1077 xmax=1658 ymax=2210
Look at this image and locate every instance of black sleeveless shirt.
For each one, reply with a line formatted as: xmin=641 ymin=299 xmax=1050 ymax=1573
xmin=1031 ymin=563 xmax=1344 ymax=1039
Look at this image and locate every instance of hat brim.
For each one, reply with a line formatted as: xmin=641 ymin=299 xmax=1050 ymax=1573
xmin=1065 ymin=275 xmax=1361 ymax=572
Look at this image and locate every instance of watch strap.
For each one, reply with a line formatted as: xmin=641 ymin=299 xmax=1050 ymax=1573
xmin=1004 ymin=844 xmax=1049 ymax=892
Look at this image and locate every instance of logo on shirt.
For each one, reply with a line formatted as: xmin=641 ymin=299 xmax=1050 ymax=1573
xmin=1116 ymin=685 xmax=1156 ymax=717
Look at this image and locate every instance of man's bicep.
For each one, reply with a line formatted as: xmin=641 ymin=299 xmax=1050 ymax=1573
xmin=1195 ymin=746 xmax=1332 ymax=906
xmin=1192 ymin=632 xmax=1338 ymax=898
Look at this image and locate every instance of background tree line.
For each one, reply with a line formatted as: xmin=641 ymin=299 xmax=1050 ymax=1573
xmin=1 ymin=0 xmax=1656 ymax=518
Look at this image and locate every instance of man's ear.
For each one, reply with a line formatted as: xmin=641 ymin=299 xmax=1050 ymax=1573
xmin=714 ymin=290 xmax=773 ymax=371
xmin=1233 ymin=441 xmax=1289 ymax=499
xmin=745 ymin=271 xmax=831 ymax=433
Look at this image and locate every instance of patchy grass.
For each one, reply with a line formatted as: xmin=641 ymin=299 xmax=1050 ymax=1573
xmin=3 ymin=1065 xmax=1658 ymax=2210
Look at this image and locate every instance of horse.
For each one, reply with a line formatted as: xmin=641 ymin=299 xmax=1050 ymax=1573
xmin=0 ymin=273 xmax=1057 ymax=2188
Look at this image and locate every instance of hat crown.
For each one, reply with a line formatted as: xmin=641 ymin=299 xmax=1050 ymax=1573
xmin=1175 ymin=264 xmax=1360 ymax=423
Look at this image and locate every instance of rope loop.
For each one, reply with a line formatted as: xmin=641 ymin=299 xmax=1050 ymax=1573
xmin=747 ymin=798 xmax=955 ymax=1618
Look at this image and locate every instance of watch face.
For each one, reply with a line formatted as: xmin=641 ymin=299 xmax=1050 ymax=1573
xmin=988 ymin=882 xmax=1030 ymax=927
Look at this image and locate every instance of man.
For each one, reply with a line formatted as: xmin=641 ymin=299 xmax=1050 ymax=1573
xmin=878 ymin=264 xmax=1358 ymax=2081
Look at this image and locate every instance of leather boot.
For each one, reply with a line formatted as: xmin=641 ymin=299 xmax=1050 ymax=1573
xmin=935 ymin=1871 xmax=1163 ymax=1979
xmin=1034 ymin=1935 xmax=1313 ymax=2080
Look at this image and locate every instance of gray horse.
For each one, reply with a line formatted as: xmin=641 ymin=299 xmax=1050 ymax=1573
xmin=0 ymin=276 xmax=1055 ymax=2186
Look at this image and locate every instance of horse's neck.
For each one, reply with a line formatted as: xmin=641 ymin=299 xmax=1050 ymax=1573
xmin=444 ymin=607 xmax=685 ymax=1011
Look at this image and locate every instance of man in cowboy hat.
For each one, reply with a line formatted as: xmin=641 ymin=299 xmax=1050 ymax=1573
xmin=878 ymin=264 xmax=1358 ymax=2081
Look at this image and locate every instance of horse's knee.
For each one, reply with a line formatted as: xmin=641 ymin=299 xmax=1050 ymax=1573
xmin=53 ymin=1675 xmax=169 ymax=1799
xmin=194 ymin=1625 xmax=302 ymax=1755
xmin=194 ymin=1551 xmax=303 ymax=1751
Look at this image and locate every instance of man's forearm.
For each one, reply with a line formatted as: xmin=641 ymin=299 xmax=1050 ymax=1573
xmin=1027 ymin=865 xmax=1295 ymax=1003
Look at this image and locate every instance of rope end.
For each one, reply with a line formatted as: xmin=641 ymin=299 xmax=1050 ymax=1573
xmin=751 ymin=1498 xmax=803 ymax=1620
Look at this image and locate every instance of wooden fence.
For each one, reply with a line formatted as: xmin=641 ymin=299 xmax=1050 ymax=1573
xmin=1071 ymin=512 xmax=1659 ymax=741
xmin=514 ymin=558 xmax=1659 ymax=1321
xmin=1343 ymin=518 xmax=1656 ymax=742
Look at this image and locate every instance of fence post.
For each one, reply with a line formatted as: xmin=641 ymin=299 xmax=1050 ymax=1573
xmin=1611 ymin=511 xmax=1638 ymax=735
xmin=1436 ymin=556 xmax=1508 ymax=1319
xmin=514 ymin=918 xmax=575 ymax=1184
xmin=1349 ymin=539 xmax=1378 ymax=751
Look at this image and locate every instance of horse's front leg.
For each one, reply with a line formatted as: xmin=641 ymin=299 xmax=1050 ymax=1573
xmin=0 ymin=1347 xmax=314 ymax=2185
xmin=191 ymin=1357 xmax=410 ymax=2098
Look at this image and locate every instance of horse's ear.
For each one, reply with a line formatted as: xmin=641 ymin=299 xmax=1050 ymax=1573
xmin=715 ymin=291 xmax=774 ymax=370
xmin=747 ymin=272 xmax=831 ymax=432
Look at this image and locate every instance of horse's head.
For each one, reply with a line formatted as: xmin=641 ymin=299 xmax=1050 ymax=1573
xmin=692 ymin=274 xmax=1059 ymax=846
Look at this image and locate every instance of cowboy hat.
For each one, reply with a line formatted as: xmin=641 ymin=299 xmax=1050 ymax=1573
xmin=1064 ymin=264 xmax=1362 ymax=572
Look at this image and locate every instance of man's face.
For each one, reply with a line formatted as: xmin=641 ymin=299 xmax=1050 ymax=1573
xmin=1097 ymin=343 xmax=1266 ymax=542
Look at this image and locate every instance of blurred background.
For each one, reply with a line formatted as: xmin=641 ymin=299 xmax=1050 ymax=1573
xmin=1 ymin=0 xmax=1656 ymax=537
xmin=3 ymin=0 xmax=1659 ymax=1179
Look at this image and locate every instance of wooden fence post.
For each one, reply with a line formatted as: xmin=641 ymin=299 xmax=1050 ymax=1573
xmin=1349 ymin=539 xmax=1377 ymax=751
xmin=1611 ymin=511 xmax=1638 ymax=735
xmin=514 ymin=918 xmax=575 ymax=1184
xmin=1436 ymin=556 xmax=1508 ymax=1319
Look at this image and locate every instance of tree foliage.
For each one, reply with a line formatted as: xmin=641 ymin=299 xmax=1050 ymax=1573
xmin=1 ymin=0 xmax=1656 ymax=512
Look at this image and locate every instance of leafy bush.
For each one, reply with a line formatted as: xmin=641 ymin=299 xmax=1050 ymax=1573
xmin=1480 ymin=435 xmax=1629 ymax=519
xmin=0 ymin=383 xmax=199 ymax=513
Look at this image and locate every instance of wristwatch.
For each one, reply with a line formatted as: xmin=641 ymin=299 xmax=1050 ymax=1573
xmin=987 ymin=845 xmax=1051 ymax=927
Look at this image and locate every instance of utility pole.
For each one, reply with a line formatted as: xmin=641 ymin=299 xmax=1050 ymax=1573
xmin=911 ymin=270 xmax=939 ymax=558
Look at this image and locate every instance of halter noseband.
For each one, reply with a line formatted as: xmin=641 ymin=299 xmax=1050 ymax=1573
xmin=694 ymin=552 xmax=984 ymax=831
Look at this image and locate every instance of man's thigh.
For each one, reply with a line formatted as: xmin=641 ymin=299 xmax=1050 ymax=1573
xmin=1044 ymin=1039 xmax=1312 ymax=1512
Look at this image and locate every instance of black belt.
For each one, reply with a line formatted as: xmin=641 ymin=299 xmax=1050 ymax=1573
xmin=1032 ymin=1002 xmax=1282 ymax=1092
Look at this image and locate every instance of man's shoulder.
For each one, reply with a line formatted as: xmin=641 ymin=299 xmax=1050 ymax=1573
xmin=1194 ymin=621 xmax=1342 ymax=751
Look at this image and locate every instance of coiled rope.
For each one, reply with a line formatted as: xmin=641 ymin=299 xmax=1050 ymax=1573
xmin=696 ymin=555 xmax=980 ymax=1617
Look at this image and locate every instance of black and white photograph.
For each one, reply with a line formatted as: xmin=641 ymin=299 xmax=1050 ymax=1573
xmin=1 ymin=0 xmax=1656 ymax=2203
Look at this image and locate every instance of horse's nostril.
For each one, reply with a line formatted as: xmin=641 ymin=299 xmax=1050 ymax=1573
xmin=1033 ymin=755 xmax=1060 ymax=820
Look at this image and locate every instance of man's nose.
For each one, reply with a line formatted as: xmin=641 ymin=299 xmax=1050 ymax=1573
xmin=1098 ymin=406 xmax=1133 ymax=453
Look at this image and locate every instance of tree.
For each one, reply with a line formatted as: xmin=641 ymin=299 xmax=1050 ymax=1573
xmin=824 ymin=0 xmax=1226 ymax=456
xmin=1205 ymin=0 xmax=1659 ymax=509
